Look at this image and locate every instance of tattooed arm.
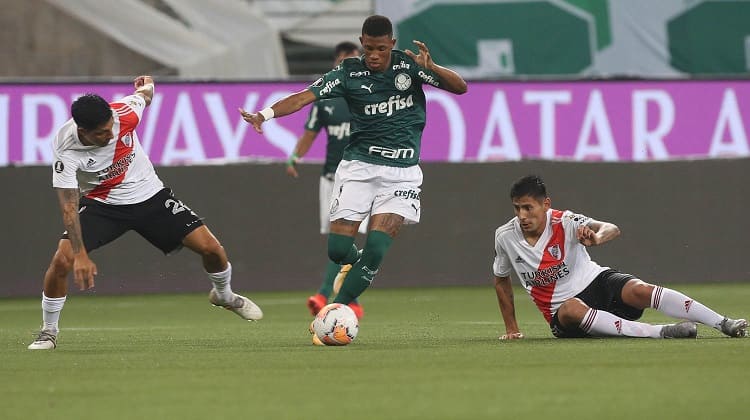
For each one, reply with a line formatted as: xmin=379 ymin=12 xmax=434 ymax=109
xmin=56 ymin=188 xmax=97 ymax=290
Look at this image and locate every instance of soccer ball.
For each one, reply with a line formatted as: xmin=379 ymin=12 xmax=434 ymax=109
xmin=310 ymin=303 xmax=359 ymax=346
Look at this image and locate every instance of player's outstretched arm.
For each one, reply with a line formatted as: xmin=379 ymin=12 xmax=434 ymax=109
xmin=577 ymin=220 xmax=620 ymax=247
xmin=133 ymin=75 xmax=154 ymax=106
xmin=55 ymin=187 xmax=97 ymax=290
xmin=239 ymin=89 xmax=317 ymax=134
xmin=405 ymin=40 xmax=467 ymax=95
xmin=494 ymin=275 xmax=524 ymax=340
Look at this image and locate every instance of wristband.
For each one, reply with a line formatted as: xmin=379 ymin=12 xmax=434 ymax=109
xmin=287 ymin=153 xmax=299 ymax=166
xmin=259 ymin=107 xmax=275 ymax=121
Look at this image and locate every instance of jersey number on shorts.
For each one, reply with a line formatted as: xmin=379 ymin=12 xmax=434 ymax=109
xmin=165 ymin=199 xmax=194 ymax=216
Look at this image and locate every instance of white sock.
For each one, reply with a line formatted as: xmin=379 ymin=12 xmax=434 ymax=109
xmin=651 ymin=286 xmax=723 ymax=329
xmin=580 ymin=308 xmax=663 ymax=338
xmin=42 ymin=293 xmax=66 ymax=333
xmin=208 ymin=262 xmax=233 ymax=302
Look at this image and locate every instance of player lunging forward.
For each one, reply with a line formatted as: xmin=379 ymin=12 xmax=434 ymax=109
xmin=28 ymin=76 xmax=262 ymax=350
xmin=240 ymin=15 xmax=467 ymax=324
xmin=286 ymin=41 xmax=368 ymax=319
xmin=492 ymin=175 xmax=746 ymax=340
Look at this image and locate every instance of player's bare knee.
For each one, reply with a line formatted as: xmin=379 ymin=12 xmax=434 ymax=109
xmin=330 ymin=218 xmax=359 ymax=236
xmin=557 ymin=298 xmax=589 ymax=327
xmin=622 ymin=279 xmax=654 ymax=308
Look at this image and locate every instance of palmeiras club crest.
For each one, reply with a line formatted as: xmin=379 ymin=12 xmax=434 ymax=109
xmin=547 ymin=244 xmax=561 ymax=260
xmin=394 ymin=73 xmax=411 ymax=91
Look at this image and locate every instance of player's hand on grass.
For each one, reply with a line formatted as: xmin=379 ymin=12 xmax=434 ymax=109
xmin=238 ymin=108 xmax=265 ymax=134
xmin=405 ymin=40 xmax=435 ymax=71
xmin=73 ymin=254 xmax=97 ymax=290
xmin=499 ymin=332 xmax=524 ymax=340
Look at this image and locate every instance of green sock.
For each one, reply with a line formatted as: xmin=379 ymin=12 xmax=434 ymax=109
xmin=335 ymin=231 xmax=392 ymax=304
xmin=328 ymin=233 xmax=360 ymax=265
xmin=317 ymin=261 xmax=340 ymax=298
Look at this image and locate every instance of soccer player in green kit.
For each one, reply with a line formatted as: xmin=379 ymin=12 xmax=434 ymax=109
xmin=240 ymin=15 xmax=467 ymax=321
xmin=285 ymin=41 xmax=367 ymax=319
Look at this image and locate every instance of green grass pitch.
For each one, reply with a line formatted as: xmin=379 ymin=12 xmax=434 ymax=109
xmin=2 ymin=284 xmax=749 ymax=420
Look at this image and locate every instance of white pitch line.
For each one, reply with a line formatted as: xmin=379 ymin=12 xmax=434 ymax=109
xmin=63 ymin=326 xmax=190 ymax=331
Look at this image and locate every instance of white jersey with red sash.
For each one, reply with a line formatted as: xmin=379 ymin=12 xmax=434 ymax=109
xmin=493 ymin=209 xmax=608 ymax=323
xmin=51 ymin=95 xmax=163 ymax=205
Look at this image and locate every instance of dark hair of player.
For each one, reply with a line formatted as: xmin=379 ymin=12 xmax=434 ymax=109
xmin=334 ymin=41 xmax=360 ymax=57
xmin=510 ymin=175 xmax=548 ymax=201
xmin=362 ymin=15 xmax=393 ymax=38
xmin=71 ymin=93 xmax=112 ymax=130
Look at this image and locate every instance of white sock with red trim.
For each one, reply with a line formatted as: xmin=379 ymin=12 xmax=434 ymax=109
xmin=208 ymin=262 xmax=233 ymax=302
xmin=580 ymin=308 xmax=663 ymax=338
xmin=651 ymin=286 xmax=723 ymax=328
xmin=42 ymin=293 xmax=66 ymax=333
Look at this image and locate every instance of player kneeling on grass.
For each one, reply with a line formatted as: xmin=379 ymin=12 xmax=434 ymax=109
xmin=492 ymin=175 xmax=746 ymax=340
xmin=27 ymin=76 xmax=262 ymax=351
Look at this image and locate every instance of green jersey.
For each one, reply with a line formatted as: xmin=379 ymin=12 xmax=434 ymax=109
xmin=308 ymin=50 xmax=443 ymax=167
xmin=304 ymin=97 xmax=351 ymax=176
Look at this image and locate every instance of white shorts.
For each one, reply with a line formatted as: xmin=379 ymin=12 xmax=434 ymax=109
xmin=329 ymin=160 xmax=423 ymax=225
xmin=320 ymin=174 xmax=368 ymax=234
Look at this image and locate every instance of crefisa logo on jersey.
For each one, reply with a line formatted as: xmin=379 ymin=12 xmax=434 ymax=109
xmin=319 ymin=78 xmax=342 ymax=96
xmin=394 ymin=73 xmax=411 ymax=91
xmin=392 ymin=60 xmax=411 ymax=71
xmin=364 ymin=94 xmax=414 ymax=116
xmin=418 ymin=70 xmax=439 ymax=87
xmin=394 ymin=189 xmax=420 ymax=199
xmin=327 ymin=122 xmax=350 ymax=140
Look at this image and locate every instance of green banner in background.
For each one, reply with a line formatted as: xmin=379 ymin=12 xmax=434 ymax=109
xmin=564 ymin=0 xmax=611 ymax=50
xmin=668 ymin=1 xmax=750 ymax=75
xmin=396 ymin=1 xmax=595 ymax=76
xmin=377 ymin=0 xmax=750 ymax=78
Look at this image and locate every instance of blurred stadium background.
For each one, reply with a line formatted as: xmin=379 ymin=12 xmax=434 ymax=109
xmin=1 ymin=0 xmax=749 ymax=297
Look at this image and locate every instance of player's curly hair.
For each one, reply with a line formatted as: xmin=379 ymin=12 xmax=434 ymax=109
xmin=71 ymin=93 xmax=112 ymax=130
xmin=362 ymin=15 xmax=392 ymax=38
xmin=510 ymin=175 xmax=548 ymax=200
